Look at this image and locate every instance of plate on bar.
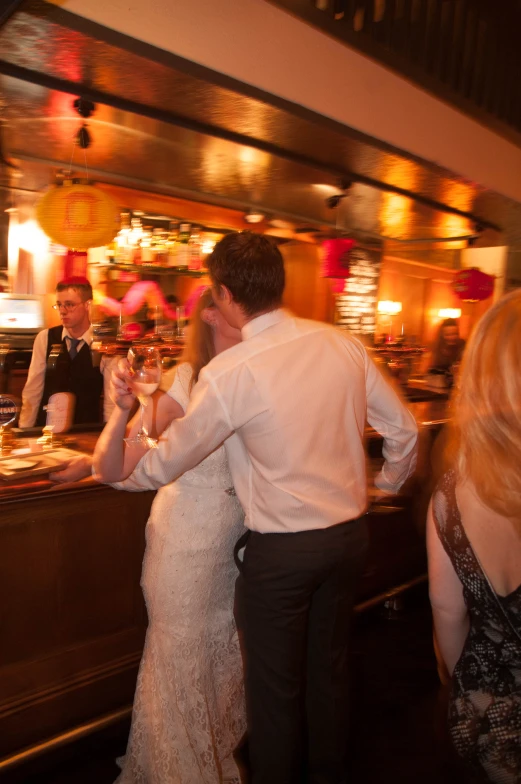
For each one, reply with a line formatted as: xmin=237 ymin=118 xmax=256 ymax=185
xmin=0 ymin=448 xmax=85 ymax=481
xmin=0 ymin=458 xmax=40 ymax=472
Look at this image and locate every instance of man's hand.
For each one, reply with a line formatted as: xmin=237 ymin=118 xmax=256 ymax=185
xmin=111 ymin=359 xmax=136 ymax=411
xmin=49 ymin=454 xmax=93 ymax=484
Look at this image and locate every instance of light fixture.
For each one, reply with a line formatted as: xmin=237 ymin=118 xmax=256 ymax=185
xmin=4 ymin=192 xmax=17 ymax=214
xmin=201 ymin=239 xmax=216 ymax=255
xmin=270 ymin=219 xmax=294 ymax=230
xmin=377 ymin=300 xmax=402 ymax=316
xmin=244 ymin=209 xmax=265 ymax=224
xmin=438 ymin=308 xmax=461 ymax=319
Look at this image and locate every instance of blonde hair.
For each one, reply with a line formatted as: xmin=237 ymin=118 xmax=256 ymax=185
xmin=454 ymin=289 xmax=521 ymax=519
xmin=180 ymin=287 xmax=216 ymax=390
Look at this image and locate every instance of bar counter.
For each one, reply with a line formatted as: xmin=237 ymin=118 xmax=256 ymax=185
xmin=0 ymin=396 xmax=449 ymax=769
xmin=0 ymin=432 xmax=154 ymax=769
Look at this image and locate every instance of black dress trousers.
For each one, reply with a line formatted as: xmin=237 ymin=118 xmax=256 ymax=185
xmin=234 ymin=517 xmax=369 ymax=784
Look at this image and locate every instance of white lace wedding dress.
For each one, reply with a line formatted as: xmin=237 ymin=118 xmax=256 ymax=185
xmin=114 ymin=363 xmax=247 ymax=784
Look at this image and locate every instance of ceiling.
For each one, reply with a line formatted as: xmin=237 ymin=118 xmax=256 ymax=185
xmin=2 ymin=0 xmax=521 ymax=270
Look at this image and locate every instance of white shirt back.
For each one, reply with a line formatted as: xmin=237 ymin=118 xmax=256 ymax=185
xmin=136 ymin=310 xmax=418 ymax=533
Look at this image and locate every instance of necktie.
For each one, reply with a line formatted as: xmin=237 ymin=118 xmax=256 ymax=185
xmin=69 ymin=338 xmax=81 ymax=359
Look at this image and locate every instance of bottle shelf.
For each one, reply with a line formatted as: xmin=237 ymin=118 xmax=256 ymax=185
xmin=89 ymin=263 xmax=207 ymax=278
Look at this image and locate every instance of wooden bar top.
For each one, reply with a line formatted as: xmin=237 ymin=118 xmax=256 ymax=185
xmin=0 ymin=396 xmax=450 ymax=503
xmin=0 ymin=433 xmax=100 ymax=503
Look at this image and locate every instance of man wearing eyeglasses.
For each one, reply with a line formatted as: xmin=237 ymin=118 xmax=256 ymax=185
xmin=19 ymin=277 xmax=106 ymax=428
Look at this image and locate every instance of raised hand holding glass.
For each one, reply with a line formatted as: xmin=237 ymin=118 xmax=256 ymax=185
xmin=124 ymin=346 xmax=162 ymax=448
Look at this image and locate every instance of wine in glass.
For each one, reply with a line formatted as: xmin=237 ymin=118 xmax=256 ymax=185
xmin=125 ymin=346 xmax=162 ymax=448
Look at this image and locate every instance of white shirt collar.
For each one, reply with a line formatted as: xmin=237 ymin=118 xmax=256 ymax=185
xmin=241 ymin=309 xmax=290 ymax=341
xmin=61 ymin=325 xmax=93 ymax=345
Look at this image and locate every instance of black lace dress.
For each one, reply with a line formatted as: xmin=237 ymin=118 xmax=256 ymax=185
xmin=432 ymin=471 xmax=521 ymax=784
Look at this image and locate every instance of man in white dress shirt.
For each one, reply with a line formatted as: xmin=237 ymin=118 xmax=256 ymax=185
xmin=95 ymin=233 xmax=418 ymax=784
xmin=19 ymin=278 xmax=108 ymax=428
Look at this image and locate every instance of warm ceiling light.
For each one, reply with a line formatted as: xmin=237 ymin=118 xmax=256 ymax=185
xmin=312 ymin=183 xmax=341 ymax=196
xmin=270 ymin=219 xmax=294 ymax=230
xmin=244 ymin=209 xmax=265 ymax=224
xmin=201 ymin=240 xmax=216 ymax=255
xmin=438 ymin=308 xmax=461 ymax=319
xmin=377 ymin=300 xmax=402 ymax=315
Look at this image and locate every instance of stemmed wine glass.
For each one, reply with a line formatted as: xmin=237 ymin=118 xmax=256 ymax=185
xmin=124 ymin=346 xmax=162 ymax=448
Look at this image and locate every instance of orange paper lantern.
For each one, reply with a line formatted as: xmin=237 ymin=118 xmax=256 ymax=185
xmin=37 ymin=182 xmax=120 ymax=249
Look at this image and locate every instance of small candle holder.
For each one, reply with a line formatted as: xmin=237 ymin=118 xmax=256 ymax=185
xmin=37 ymin=425 xmax=61 ymax=450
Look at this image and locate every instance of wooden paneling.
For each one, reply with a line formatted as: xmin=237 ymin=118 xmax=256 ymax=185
xmin=378 ymin=265 xmax=427 ymax=339
xmin=280 ymin=242 xmax=333 ymax=321
xmin=0 ymin=484 xmax=153 ymax=760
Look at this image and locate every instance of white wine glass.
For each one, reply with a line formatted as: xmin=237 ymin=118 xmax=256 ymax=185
xmin=124 ymin=345 xmax=162 ymax=448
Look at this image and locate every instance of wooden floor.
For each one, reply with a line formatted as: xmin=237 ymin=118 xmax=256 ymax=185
xmin=3 ymin=587 xmax=464 ymax=784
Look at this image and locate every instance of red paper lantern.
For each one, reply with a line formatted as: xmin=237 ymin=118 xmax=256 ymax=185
xmin=63 ymin=250 xmax=88 ymax=279
xmin=452 ymin=268 xmax=495 ymax=302
xmin=321 ymin=239 xmax=354 ymax=293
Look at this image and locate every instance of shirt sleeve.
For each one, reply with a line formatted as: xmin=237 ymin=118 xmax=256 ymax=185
xmin=363 ymin=351 xmax=419 ymax=494
xmin=19 ymin=329 xmax=48 ymax=427
xmin=121 ymin=368 xmax=234 ymax=491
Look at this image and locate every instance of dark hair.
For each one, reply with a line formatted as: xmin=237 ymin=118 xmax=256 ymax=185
xmin=440 ymin=318 xmax=458 ymax=329
xmin=207 ymin=232 xmax=285 ymax=316
xmin=56 ymin=277 xmax=93 ymax=301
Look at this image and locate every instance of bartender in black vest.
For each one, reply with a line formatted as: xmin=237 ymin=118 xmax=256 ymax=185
xmin=19 ymin=278 xmax=105 ymax=428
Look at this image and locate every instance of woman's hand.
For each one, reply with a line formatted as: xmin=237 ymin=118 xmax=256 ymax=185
xmin=49 ymin=454 xmax=93 ymax=484
xmin=111 ymin=358 xmax=136 ymax=411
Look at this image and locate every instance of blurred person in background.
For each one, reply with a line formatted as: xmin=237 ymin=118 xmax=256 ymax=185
xmin=427 ymin=290 xmax=521 ymax=783
xmin=428 ymin=318 xmax=465 ymax=373
xmin=19 ymin=277 xmax=109 ymax=427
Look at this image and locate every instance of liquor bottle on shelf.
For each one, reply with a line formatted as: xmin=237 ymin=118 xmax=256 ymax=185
xmin=150 ymin=228 xmax=164 ymax=266
xmin=104 ymin=239 xmax=117 ymax=264
xmin=140 ymin=226 xmax=154 ymax=265
xmin=116 ymin=211 xmax=133 ymax=265
xmin=188 ymin=225 xmax=202 ymax=271
xmin=166 ymin=222 xmax=179 ymax=267
xmin=157 ymin=230 xmax=169 ymax=266
xmin=176 ymin=222 xmax=191 ymax=269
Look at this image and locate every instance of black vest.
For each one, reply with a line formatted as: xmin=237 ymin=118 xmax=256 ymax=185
xmin=36 ymin=325 xmax=103 ymax=426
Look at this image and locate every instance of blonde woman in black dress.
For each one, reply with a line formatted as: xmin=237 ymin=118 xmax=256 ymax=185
xmin=427 ymin=290 xmax=521 ymax=783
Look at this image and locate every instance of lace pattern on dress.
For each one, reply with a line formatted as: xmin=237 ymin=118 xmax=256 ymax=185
xmin=115 ymin=363 xmax=246 ymax=784
xmin=432 ymin=470 xmax=521 ymax=783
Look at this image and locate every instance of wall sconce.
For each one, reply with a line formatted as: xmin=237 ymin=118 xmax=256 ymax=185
xmin=438 ymin=308 xmax=462 ymax=319
xmin=377 ymin=300 xmax=402 ymax=341
xmin=377 ymin=300 xmax=402 ymax=316
xmin=244 ymin=209 xmax=265 ymax=224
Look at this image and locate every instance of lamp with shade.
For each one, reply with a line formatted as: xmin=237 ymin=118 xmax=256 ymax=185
xmin=377 ymin=300 xmax=402 ymax=342
xmin=438 ymin=308 xmax=461 ymax=319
